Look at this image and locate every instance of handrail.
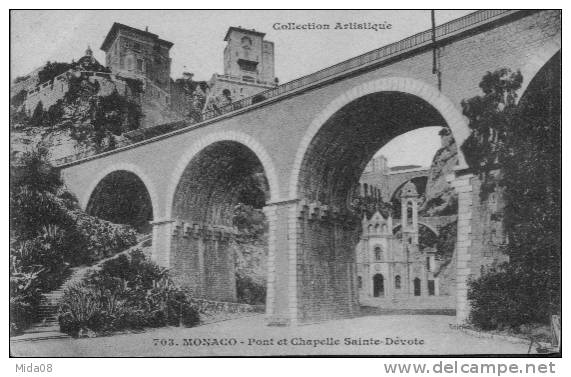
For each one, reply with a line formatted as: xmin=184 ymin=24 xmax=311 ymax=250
xmin=53 ymin=10 xmax=513 ymax=167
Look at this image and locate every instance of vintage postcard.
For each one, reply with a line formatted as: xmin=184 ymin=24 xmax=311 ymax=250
xmin=9 ymin=9 xmax=561 ymax=359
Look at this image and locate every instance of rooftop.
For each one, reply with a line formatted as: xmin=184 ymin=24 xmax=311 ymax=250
xmin=224 ymin=26 xmax=266 ymax=41
xmin=101 ymin=22 xmax=173 ymax=52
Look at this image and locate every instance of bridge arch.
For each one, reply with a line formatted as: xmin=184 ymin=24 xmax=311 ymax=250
xmin=285 ymin=76 xmax=469 ymax=323
xmin=83 ymin=163 xmax=159 ymax=233
xmin=165 ymin=131 xmax=280 ymax=219
xmin=517 ymin=40 xmax=561 ymax=102
xmin=160 ymin=131 xmax=279 ymax=302
xmin=389 ymin=176 xmax=429 ymax=205
xmin=289 ymin=77 xmax=469 ymax=197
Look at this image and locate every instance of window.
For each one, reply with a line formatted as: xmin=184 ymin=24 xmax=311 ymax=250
xmin=373 ymin=274 xmax=384 ymax=297
xmin=374 ymin=246 xmax=382 ymax=261
xmin=428 ymin=280 xmax=435 ymax=296
xmin=238 ymin=59 xmax=258 ymax=72
xmin=407 ymin=203 xmax=414 ymax=225
xmin=395 ymin=275 xmax=401 ymax=289
xmin=414 ymin=278 xmax=421 ymax=296
xmin=133 ymin=42 xmax=141 ymax=52
xmin=357 ymin=276 xmax=362 ymax=289
xmin=137 ymin=59 xmax=144 ymax=72
xmin=126 ymin=56 xmax=134 ymax=71
xmin=241 ymin=36 xmax=252 ymax=49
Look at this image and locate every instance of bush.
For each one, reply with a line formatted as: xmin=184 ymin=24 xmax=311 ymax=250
xmin=9 ymin=268 xmax=43 ymax=335
xmin=58 ymin=250 xmax=200 ymax=337
xmin=58 ymin=312 xmax=81 ymax=337
xmin=236 ymin=272 xmax=266 ymax=305
xmin=467 ymin=263 xmax=557 ymax=331
xmin=68 ymin=211 xmax=138 ymax=265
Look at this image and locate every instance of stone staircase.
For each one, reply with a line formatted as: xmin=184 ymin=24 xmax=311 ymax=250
xmin=16 ymin=235 xmax=152 ymax=341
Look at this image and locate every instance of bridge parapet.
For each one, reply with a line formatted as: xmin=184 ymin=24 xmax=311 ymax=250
xmin=52 ymin=9 xmax=516 ymax=168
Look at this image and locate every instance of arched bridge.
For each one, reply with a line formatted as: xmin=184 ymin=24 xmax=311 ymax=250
xmin=57 ymin=10 xmax=561 ymax=325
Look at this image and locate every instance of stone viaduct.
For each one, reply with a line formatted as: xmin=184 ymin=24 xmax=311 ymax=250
xmin=56 ymin=10 xmax=561 ymax=325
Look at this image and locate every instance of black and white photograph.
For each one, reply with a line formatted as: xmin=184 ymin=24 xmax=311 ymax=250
xmin=8 ymin=9 xmax=561 ymax=360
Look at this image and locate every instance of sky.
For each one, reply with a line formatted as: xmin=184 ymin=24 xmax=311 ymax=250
xmin=10 ymin=10 xmax=471 ymax=166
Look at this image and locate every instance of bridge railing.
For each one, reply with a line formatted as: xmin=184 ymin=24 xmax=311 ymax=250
xmin=53 ymin=9 xmax=512 ymax=167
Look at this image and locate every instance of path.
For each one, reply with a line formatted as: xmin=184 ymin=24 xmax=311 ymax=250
xmin=11 ymin=314 xmax=532 ymax=356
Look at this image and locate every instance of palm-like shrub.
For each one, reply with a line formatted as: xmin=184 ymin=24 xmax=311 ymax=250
xmin=9 ymin=243 xmax=43 ymax=335
xmin=58 ymin=250 xmax=200 ymax=337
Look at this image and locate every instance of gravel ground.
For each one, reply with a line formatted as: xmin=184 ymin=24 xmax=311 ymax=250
xmin=10 ymin=314 xmax=531 ymax=357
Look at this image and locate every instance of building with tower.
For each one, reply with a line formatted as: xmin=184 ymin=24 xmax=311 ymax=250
xmin=100 ymin=23 xmax=173 ymax=92
xmin=356 ymin=180 xmax=448 ymax=305
xmin=205 ymin=26 xmax=277 ymax=111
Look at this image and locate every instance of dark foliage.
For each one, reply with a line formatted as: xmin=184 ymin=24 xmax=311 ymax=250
xmin=91 ymin=90 xmax=143 ymax=148
xmin=233 ymin=204 xmax=266 ymax=240
xmin=460 ymin=68 xmax=523 ymax=174
xmin=235 ymin=271 xmax=266 ymax=305
xmin=11 ymin=89 xmax=27 ymax=108
xmin=9 ymin=250 xmax=43 ymax=335
xmin=29 ymin=101 xmax=46 ymax=128
xmin=9 ymin=149 xmax=138 ymax=333
xmin=171 ymin=74 xmax=208 ymax=122
xmin=38 ymin=61 xmax=71 ymax=84
xmin=58 ymin=250 xmax=200 ymax=336
xmin=464 ymin=60 xmax=561 ymax=329
xmin=350 ymin=195 xmax=393 ymax=220
xmin=467 ymin=263 xmax=554 ymax=330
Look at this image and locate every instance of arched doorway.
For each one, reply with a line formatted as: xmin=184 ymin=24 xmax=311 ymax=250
xmin=373 ymin=274 xmax=385 ymax=297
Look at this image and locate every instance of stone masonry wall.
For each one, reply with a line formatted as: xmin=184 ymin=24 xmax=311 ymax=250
xmin=169 ymin=219 xmax=237 ymax=302
xmin=467 ymin=171 xmax=509 ymax=278
xmin=296 ymin=202 xmax=360 ymax=323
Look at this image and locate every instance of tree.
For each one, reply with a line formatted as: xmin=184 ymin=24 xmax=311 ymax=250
xmin=29 ymin=101 xmax=45 ymax=127
xmin=463 ymin=65 xmax=561 ymax=329
xmin=37 ymin=61 xmax=71 ymax=84
xmin=90 ymin=90 xmax=143 ymax=149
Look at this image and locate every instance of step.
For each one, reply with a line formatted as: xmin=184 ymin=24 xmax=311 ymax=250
xmin=35 ymin=321 xmax=58 ymax=326
xmin=37 ymin=314 xmax=58 ymax=320
xmin=26 ymin=239 xmax=152 ymax=331
xmin=24 ymin=325 xmax=61 ymax=334
xmin=37 ymin=309 xmax=58 ymax=313
xmin=30 ymin=322 xmax=59 ymax=328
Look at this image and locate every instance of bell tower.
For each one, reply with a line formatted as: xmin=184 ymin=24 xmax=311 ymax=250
xmin=400 ymin=181 xmax=419 ymax=245
xmin=223 ymin=26 xmax=275 ymax=84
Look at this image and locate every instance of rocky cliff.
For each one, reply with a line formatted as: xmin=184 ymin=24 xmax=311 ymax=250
xmin=419 ymin=128 xmax=459 ymax=216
